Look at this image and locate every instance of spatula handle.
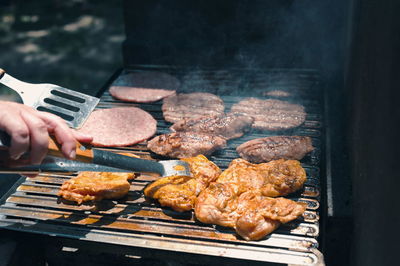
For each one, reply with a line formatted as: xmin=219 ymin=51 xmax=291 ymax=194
xmin=47 ymin=136 xmax=95 ymax=163
xmin=48 ymin=138 xmax=163 ymax=173
xmin=0 ymin=129 xmax=94 ymax=162
xmin=0 ymin=130 xmax=164 ymax=174
xmin=45 ymin=137 xmax=165 ymax=174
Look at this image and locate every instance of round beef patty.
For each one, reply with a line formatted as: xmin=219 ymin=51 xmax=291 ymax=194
xmin=231 ymin=98 xmax=306 ymax=131
xmin=78 ymin=107 xmax=157 ymax=147
xmin=162 ymin=92 xmax=225 ymax=123
xmin=109 ymin=72 xmax=179 ymax=103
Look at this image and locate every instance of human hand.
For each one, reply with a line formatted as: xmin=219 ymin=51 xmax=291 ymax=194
xmin=0 ymin=101 xmax=93 ymax=164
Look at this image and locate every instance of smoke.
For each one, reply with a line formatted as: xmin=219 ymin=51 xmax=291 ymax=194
xmin=229 ymin=0 xmax=347 ymax=74
xmin=123 ymin=1 xmax=347 ymax=96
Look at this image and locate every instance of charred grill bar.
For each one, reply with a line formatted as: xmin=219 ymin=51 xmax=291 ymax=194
xmin=0 ymin=65 xmax=325 ymax=265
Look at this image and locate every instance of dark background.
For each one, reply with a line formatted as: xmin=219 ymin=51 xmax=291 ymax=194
xmin=0 ymin=0 xmax=124 ymax=99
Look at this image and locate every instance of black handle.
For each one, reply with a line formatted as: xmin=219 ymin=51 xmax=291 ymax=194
xmin=92 ymin=149 xmax=164 ymax=175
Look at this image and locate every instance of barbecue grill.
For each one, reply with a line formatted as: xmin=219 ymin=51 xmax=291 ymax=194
xmin=1 ymin=0 xmax=399 ymax=265
xmin=0 ymin=64 xmax=325 ymax=265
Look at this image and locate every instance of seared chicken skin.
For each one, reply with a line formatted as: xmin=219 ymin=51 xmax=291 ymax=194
xmin=195 ymin=159 xmax=307 ymax=240
xmin=234 ymin=191 xmax=306 ymax=240
xmin=144 ymin=155 xmax=221 ymax=212
xmin=58 ymin=172 xmax=135 ymax=204
xmin=216 ymin=158 xmax=307 ymax=197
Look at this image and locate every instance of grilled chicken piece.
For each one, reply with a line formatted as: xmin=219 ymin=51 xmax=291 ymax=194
xmin=162 ymin=92 xmax=225 ymax=123
xmin=170 ymin=113 xmax=254 ymax=140
xmin=231 ymin=98 xmax=306 ymax=131
xmin=216 ymin=158 xmax=307 ymax=197
xmin=236 ymin=136 xmax=314 ymax=163
xmin=195 ymin=183 xmax=306 ymax=240
xmin=234 ymin=211 xmax=280 ymax=241
xmin=194 ymin=183 xmax=242 ymax=228
xmin=194 ymin=158 xmax=307 ymax=240
xmin=234 ymin=191 xmax=306 ymax=240
xmin=144 ymin=155 xmax=221 ymax=212
xmin=58 ymin=172 xmax=135 ymax=204
xmin=147 ymin=132 xmax=227 ymax=158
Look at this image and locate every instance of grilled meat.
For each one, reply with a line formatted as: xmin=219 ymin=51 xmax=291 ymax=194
xmin=195 ymin=183 xmax=241 ymax=228
xmin=78 ymin=107 xmax=157 ymax=147
xmin=194 ymin=159 xmax=307 ymax=240
xmin=236 ymin=136 xmax=314 ymax=163
xmin=58 ymin=172 xmax=135 ymax=204
xmin=109 ymin=86 xmax=176 ymax=103
xmin=144 ymin=155 xmax=221 ymax=212
xmin=147 ymin=132 xmax=227 ymax=158
xmin=216 ymin=158 xmax=306 ymax=197
xmin=264 ymin=159 xmax=307 ymax=197
xmin=109 ymin=71 xmax=178 ymax=103
xmin=162 ymin=92 xmax=225 ymax=123
xmin=195 ymin=183 xmax=306 ymax=240
xmin=170 ymin=113 xmax=254 ymax=140
xmin=234 ymin=191 xmax=306 ymax=240
xmin=231 ymin=98 xmax=306 ymax=131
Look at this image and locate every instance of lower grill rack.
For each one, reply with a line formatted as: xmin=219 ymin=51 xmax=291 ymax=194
xmin=0 ymin=65 xmax=325 ymax=265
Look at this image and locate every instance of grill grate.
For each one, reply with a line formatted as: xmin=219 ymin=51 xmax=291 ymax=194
xmin=0 ymin=65 xmax=325 ymax=265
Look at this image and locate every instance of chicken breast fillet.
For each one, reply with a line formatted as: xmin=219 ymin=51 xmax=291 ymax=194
xmin=216 ymin=158 xmax=307 ymax=197
xmin=234 ymin=191 xmax=307 ymax=240
xmin=144 ymin=155 xmax=221 ymax=212
xmin=194 ymin=158 xmax=307 ymax=240
xmin=58 ymin=172 xmax=136 ymax=204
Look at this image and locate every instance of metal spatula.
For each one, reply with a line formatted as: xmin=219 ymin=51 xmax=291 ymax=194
xmin=0 ymin=68 xmax=99 ymax=129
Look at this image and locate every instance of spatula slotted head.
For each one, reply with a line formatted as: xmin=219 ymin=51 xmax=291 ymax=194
xmin=0 ymin=71 xmax=99 ymax=129
xmin=34 ymin=84 xmax=100 ymax=129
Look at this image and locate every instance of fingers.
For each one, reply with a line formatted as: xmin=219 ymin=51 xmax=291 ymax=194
xmin=20 ymin=111 xmax=49 ymax=164
xmin=72 ymin=130 xmax=93 ymax=143
xmin=35 ymin=111 xmax=77 ymax=159
xmin=0 ymin=101 xmax=94 ymax=164
xmin=37 ymin=111 xmax=93 ymax=159
xmin=0 ymin=108 xmax=30 ymax=160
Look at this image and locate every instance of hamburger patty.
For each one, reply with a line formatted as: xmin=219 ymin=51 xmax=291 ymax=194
xmin=78 ymin=107 xmax=157 ymax=147
xmin=231 ymin=98 xmax=306 ymax=131
xmin=170 ymin=113 xmax=254 ymax=140
xmin=109 ymin=71 xmax=179 ymax=103
xmin=162 ymin=92 xmax=225 ymax=123
xmin=236 ymin=136 xmax=314 ymax=163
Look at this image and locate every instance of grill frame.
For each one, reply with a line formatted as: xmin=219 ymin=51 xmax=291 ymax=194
xmin=0 ymin=65 xmax=326 ymax=265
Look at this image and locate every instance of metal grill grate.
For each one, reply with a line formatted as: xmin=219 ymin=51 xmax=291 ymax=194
xmin=0 ymin=65 xmax=325 ymax=265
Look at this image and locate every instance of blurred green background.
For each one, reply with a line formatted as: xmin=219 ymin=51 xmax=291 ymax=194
xmin=0 ymin=0 xmax=124 ymax=100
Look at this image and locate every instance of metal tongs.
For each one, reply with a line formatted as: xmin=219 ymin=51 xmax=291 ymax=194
xmin=0 ymin=133 xmax=191 ymax=177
